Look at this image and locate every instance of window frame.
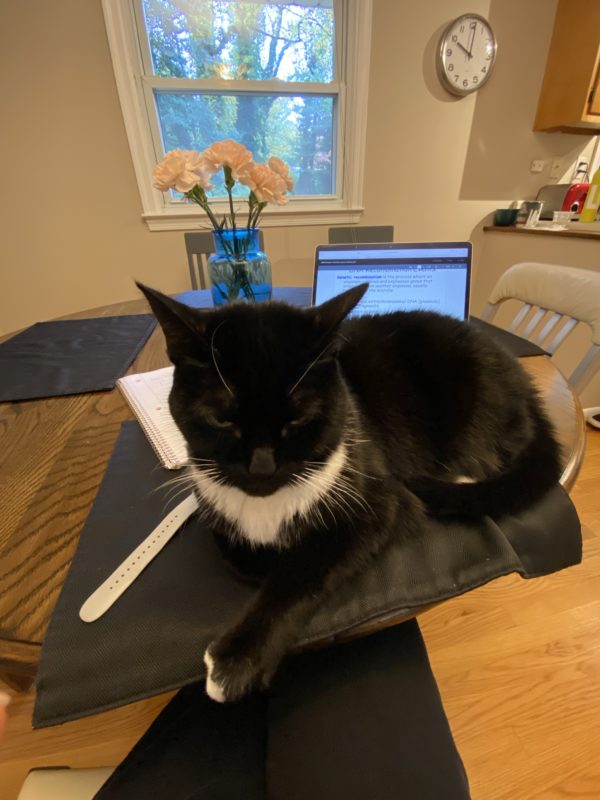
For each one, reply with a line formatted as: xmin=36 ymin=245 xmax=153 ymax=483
xmin=101 ymin=0 xmax=373 ymax=230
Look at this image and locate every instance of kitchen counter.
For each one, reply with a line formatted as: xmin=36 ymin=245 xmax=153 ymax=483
xmin=483 ymin=223 xmax=600 ymax=240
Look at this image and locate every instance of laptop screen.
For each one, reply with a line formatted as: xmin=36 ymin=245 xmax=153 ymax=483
xmin=312 ymin=241 xmax=472 ymax=320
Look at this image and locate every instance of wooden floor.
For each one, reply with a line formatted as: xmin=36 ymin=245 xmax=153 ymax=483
xmin=0 ymin=430 xmax=599 ymax=799
xmin=421 ymin=427 xmax=600 ymax=799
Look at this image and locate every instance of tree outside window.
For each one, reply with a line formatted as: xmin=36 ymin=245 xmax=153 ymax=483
xmin=139 ymin=0 xmax=337 ymax=198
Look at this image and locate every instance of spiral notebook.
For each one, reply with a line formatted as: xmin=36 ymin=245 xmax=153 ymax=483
xmin=117 ymin=367 xmax=189 ymax=469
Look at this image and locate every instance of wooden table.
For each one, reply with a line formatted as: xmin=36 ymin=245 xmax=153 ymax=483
xmin=0 ymin=297 xmax=586 ymax=691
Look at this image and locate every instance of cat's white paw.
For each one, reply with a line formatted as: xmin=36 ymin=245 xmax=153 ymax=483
xmin=203 ymin=648 xmax=226 ymax=703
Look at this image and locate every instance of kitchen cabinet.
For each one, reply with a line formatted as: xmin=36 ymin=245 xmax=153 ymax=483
xmin=534 ymin=0 xmax=600 ymax=134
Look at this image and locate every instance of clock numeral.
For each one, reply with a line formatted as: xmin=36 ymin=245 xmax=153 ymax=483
xmin=460 ymin=24 xmax=465 ymax=33
xmin=473 ymin=76 xmax=479 ymax=84
xmin=448 ymin=64 xmax=454 ymax=72
xmin=463 ymin=79 xmax=469 ymax=88
xmin=446 ymin=48 xmax=453 ymax=56
xmin=454 ymin=75 xmax=459 ymax=82
xmin=481 ymin=65 xmax=487 ymax=73
xmin=451 ymin=34 xmax=457 ymax=42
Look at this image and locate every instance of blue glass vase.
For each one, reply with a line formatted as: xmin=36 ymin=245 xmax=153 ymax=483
xmin=208 ymin=228 xmax=272 ymax=306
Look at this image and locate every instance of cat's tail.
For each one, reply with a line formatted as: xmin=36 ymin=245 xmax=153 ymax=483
xmin=408 ymin=400 xmax=563 ymax=520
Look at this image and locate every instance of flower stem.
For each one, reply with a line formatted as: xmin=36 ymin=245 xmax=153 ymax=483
xmin=223 ymin=165 xmax=238 ymax=254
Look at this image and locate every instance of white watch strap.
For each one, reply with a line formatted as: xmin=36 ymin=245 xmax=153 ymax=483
xmin=79 ymin=492 xmax=199 ymax=623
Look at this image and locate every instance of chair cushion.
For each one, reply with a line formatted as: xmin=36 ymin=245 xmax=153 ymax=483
xmin=33 ymin=421 xmax=581 ymax=728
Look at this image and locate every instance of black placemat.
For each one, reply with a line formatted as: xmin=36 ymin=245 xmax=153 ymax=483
xmin=0 ymin=315 xmax=156 ymax=402
xmin=33 ymin=421 xmax=580 ymax=728
xmin=176 ymin=288 xmax=546 ymax=357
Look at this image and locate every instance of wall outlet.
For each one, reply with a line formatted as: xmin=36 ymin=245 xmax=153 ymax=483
xmin=550 ymin=159 xmax=563 ymax=179
xmin=530 ymin=159 xmax=545 ymax=173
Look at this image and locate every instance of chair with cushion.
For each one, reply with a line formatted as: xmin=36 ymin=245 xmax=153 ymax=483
xmin=17 ymin=768 xmax=114 ymax=800
xmin=481 ymin=262 xmax=600 ymax=393
xmin=328 ymin=225 xmax=394 ymax=244
xmin=184 ymin=230 xmax=265 ymax=290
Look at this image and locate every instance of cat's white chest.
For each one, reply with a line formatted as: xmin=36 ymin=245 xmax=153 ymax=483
xmin=191 ymin=444 xmax=347 ymax=545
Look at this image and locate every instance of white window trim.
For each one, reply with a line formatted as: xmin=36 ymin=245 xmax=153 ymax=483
xmin=101 ymin=0 xmax=372 ymax=231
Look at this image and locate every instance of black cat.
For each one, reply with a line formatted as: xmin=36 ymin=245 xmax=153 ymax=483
xmin=138 ymin=282 xmax=561 ymax=702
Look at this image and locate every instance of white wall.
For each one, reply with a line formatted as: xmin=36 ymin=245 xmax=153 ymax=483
xmin=0 ymin=0 xmax=597 ymax=342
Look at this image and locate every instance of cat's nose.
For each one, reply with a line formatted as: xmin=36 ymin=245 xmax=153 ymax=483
xmin=249 ymin=446 xmax=276 ymax=476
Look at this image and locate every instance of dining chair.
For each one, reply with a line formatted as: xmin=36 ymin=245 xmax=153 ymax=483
xmin=328 ymin=225 xmax=394 ymax=244
xmin=481 ymin=262 xmax=600 ymax=393
xmin=184 ymin=230 xmax=265 ymax=290
xmin=17 ymin=768 xmax=114 ymax=799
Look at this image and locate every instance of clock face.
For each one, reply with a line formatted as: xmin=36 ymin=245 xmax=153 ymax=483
xmin=437 ymin=14 xmax=497 ymax=96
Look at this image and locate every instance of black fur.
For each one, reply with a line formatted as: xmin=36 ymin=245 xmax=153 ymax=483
xmin=138 ymin=282 xmax=561 ymax=701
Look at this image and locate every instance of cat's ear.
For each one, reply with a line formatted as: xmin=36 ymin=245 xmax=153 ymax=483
xmin=311 ymin=283 xmax=368 ymax=338
xmin=136 ymin=282 xmax=209 ymax=364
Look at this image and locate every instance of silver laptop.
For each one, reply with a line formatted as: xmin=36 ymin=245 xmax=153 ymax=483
xmin=312 ymin=241 xmax=472 ymax=320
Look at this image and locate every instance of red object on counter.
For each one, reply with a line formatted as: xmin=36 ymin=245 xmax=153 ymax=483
xmin=562 ymin=183 xmax=590 ymax=214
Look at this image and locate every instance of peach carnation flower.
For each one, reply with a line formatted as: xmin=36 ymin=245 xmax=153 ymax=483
xmin=202 ymin=139 xmax=254 ymax=179
xmin=239 ymin=163 xmax=289 ymax=205
xmin=152 ymin=149 xmax=213 ymax=193
xmin=268 ymin=156 xmax=294 ymax=191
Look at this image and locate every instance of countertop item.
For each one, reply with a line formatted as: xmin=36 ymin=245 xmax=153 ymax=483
xmin=536 ymin=183 xmax=590 ymax=219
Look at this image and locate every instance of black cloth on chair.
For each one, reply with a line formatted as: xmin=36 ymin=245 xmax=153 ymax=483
xmin=94 ymin=622 xmax=470 ymax=800
xmin=0 ymin=315 xmax=156 ymax=402
xmin=33 ymin=421 xmax=581 ymax=728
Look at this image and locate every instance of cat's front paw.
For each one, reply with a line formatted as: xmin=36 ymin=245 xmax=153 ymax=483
xmin=203 ymin=648 xmax=227 ymax=703
xmin=203 ymin=632 xmax=276 ymax=703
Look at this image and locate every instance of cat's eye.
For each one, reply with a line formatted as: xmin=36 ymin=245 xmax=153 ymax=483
xmin=281 ymin=416 xmax=310 ymax=437
xmin=205 ymin=413 xmax=235 ymax=430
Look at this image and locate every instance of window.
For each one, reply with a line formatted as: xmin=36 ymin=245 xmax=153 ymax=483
xmin=102 ymin=0 xmax=372 ymax=229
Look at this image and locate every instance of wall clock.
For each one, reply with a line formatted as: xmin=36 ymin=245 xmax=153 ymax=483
xmin=437 ymin=13 xmax=497 ymax=96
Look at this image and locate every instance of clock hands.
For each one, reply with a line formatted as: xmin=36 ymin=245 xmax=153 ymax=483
xmin=467 ymin=21 xmax=477 ymax=57
xmin=456 ymin=41 xmax=472 ymax=60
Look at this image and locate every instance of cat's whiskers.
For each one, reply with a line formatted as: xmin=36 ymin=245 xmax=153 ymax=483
xmin=328 ymin=484 xmax=369 ymax=518
xmin=288 ymin=341 xmax=335 ymax=396
xmin=160 ymin=485 xmax=198 ymax=515
xmin=152 ymin=471 xmax=195 ymax=496
xmin=211 ymin=321 xmax=234 ymax=397
xmin=290 ymin=471 xmax=347 ymax=523
xmin=290 ymin=476 xmax=328 ymax=530
xmin=299 ymin=464 xmax=372 ymax=518
xmin=319 ymin=491 xmax=355 ymax=522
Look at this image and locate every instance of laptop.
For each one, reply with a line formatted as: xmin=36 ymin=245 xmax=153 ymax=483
xmin=312 ymin=241 xmax=472 ymax=320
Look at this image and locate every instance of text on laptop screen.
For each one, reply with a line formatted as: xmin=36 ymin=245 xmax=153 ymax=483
xmin=313 ymin=243 xmax=471 ymax=320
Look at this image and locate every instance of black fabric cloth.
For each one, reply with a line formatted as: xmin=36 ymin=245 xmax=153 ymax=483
xmin=97 ymin=688 xmax=267 ymax=800
xmin=95 ymin=622 xmax=470 ymax=800
xmin=33 ymin=421 xmax=581 ymax=728
xmin=177 ymin=287 xmax=547 ymax=357
xmin=470 ymin=317 xmax=547 ymax=357
xmin=0 ymin=315 xmax=156 ymax=402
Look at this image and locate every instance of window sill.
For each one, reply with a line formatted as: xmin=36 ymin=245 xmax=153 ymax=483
xmin=143 ymin=204 xmax=364 ymax=231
